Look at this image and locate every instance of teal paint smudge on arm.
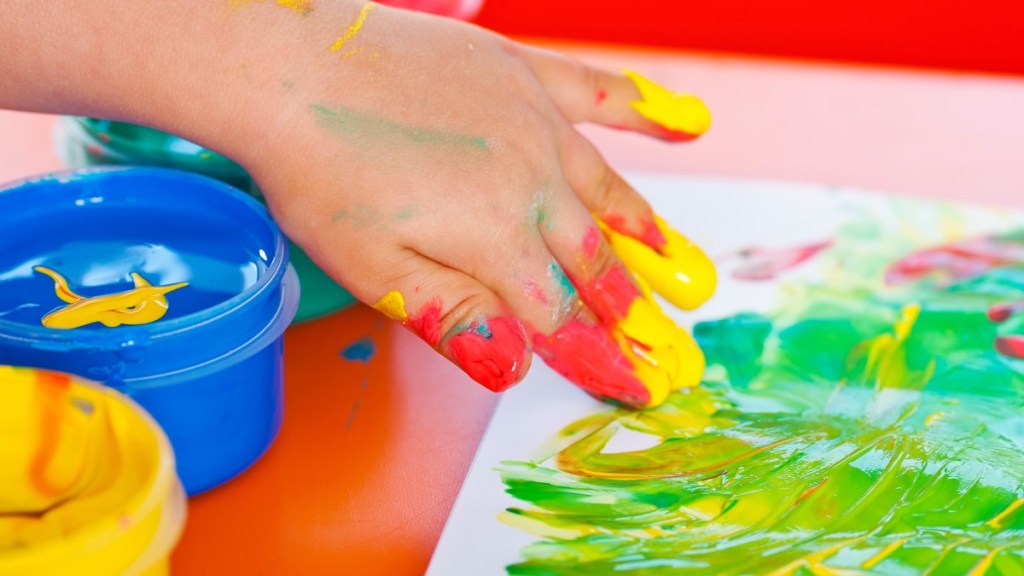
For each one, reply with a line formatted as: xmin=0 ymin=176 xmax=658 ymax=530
xmin=309 ymin=103 xmax=489 ymax=149
xmin=392 ymin=206 xmax=418 ymax=221
xmin=547 ymin=261 xmax=579 ymax=324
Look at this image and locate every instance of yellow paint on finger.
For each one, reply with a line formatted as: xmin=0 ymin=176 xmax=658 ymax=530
xmin=599 ymin=216 xmax=717 ymax=311
xmin=625 ymin=70 xmax=712 ymax=137
xmin=614 ymin=288 xmax=705 ymax=401
xmin=373 ymin=289 xmax=408 ymax=322
xmin=34 ymin=267 xmax=188 ymax=330
xmin=330 ymin=2 xmax=376 ymax=52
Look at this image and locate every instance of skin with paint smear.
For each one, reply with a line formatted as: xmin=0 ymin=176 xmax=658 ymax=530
xmin=0 ymin=0 xmax=713 ymax=405
xmin=498 ymin=210 xmax=1024 ymax=575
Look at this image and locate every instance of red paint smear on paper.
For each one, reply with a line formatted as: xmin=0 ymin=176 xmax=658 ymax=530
xmin=730 ymin=240 xmax=832 ymax=281
xmin=448 ymin=316 xmax=529 ymax=392
xmin=602 ymin=214 xmax=666 ymax=251
xmin=410 ymin=298 xmax=443 ymax=346
xmin=594 ymin=89 xmax=607 ymax=105
xmin=885 ymin=237 xmax=1024 ymax=285
xmin=995 ymin=335 xmax=1024 ymax=359
xmin=582 ymin=226 xmax=600 ymax=260
xmin=988 ymin=301 xmax=1024 ymax=323
xmin=532 ymin=321 xmax=650 ymax=408
xmin=31 ymin=371 xmax=72 ymax=497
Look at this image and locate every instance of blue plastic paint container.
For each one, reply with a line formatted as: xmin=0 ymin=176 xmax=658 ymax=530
xmin=0 ymin=168 xmax=299 ymax=495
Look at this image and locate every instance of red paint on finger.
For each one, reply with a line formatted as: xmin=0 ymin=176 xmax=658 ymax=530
xmin=448 ymin=317 xmax=530 ymax=392
xmin=532 ymin=320 xmax=650 ymax=408
xmin=577 ymin=264 xmax=639 ymax=323
xmin=651 ymin=125 xmax=700 ymax=143
xmin=602 ymin=214 xmax=666 ymax=252
xmin=582 ymin=226 xmax=600 ymax=260
xmin=995 ymin=335 xmax=1024 ymax=359
xmin=523 ymin=278 xmax=548 ymax=304
xmin=410 ymin=298 xmax=443 ymax=346
xmin=594 ymin=89 xmax=607 ymax=105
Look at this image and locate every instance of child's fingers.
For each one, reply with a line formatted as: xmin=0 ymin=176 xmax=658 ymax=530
xmin=520 ymin=46 xmax=711 ymax=142
xmin=533 ymin=186 xmax=706 ymax=408
xmin=559 ymin=129 xmax=665 ymax=249
xmin=559 ymin=129 xmax=717 ymax=311
xmin=355 ymin=250 xmax=532 ymax=393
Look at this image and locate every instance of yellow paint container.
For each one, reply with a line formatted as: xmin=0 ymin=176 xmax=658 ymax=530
xmin=0 ymin=366 xmax=186 ymax=576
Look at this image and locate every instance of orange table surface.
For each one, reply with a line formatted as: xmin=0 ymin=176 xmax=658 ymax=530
xmin=2 ymin=42 xmax=1024 ymax=575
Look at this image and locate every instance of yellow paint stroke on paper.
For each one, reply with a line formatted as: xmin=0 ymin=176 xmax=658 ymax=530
xmin=230 ymin=0 xmax=315 ymax=15
xmin=330 ymin=2 xmax=376 ymax=53
xmin=986 ymin=498 xmax=1024 ymax=529
xmin=624 ymin=70 xmax=712 ymax=137
xmin=373 ymin=289 xmax=408 ymax=322
xmin=861 ymin=539 xmax=905 ymax=570
xmin=34 ymin=266 xmax=188 ymax=329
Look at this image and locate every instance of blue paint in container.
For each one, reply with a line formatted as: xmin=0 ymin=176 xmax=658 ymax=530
xmin=0 ymin=168 xmax=299 ymax=495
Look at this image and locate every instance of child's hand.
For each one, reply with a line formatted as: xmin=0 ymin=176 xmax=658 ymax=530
xmin=235 ymin=4 xmax=715 ymax=407
xmin=0 ymin=1 xmax=715 ymax=408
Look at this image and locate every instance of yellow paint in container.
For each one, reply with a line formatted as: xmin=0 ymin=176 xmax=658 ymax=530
xmin=0 ymin=366 xmax=186 ymax=576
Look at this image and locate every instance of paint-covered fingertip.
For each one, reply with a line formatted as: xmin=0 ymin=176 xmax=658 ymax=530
xmin=532 ymin=321 xmax=655 ymax=409
xmin=624 ymin=69 xmax=711 ymax=139
xmin=600 ymin=216 xmax=717 ymax=311
xmin=448 ymin=316 xmax=531 ymax=393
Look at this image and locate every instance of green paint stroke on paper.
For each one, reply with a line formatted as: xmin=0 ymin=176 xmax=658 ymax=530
xmin=498 ymin=206 xmax=1024 ymax=574
xmin=310 ymin=103 xmax=488 ymax=149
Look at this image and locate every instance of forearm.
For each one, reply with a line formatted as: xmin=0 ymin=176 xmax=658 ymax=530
xmin=0 ymin=0 xmax=365 ymax=164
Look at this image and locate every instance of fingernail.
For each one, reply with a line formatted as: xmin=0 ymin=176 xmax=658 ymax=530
xmin=624 ymin=69 xmax=711 ymax=139
xmin=532 ymin=319 xmax=655 ymax=408
xmin=447 ymin=316 xmax=530 ymax=392
xmin=599 ymin=216 xmax=717 ymax=311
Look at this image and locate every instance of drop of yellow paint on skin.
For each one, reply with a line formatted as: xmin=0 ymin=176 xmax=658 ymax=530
xmin=329 ymin=2 xmax=375 ymax=52
xmin=624 ymin=70 xmax=712 ymax=136
xmin=373 ymin=290 xmax=408 ymax=322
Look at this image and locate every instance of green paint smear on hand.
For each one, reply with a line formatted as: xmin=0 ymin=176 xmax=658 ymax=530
xmin=498 ymin=203 xmax=1024 ymax=574
xmin=309 ymin=103 xmax=488 ymax=149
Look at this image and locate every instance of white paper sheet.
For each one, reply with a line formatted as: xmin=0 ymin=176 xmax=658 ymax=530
xmin=426 ymin=173 xmax=1014 ymax=576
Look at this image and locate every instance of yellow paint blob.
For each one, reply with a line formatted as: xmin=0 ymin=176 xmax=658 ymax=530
xmin=599 ymin=216 xmax=717 ymax=311
xmin=230 ymin=0 xmax=314 ymax=15
xmin=330 ymin=2 xmax=375 ymax=52
xmin=34 ymin=267 xmax=187 ymax=330
xmin=0 ymin=366 xmax=185 ymax=575
xmin=624 ymin=70 xmax=712 ymax=137
xmin=373 ymin=289 xmax=408 ymax=322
